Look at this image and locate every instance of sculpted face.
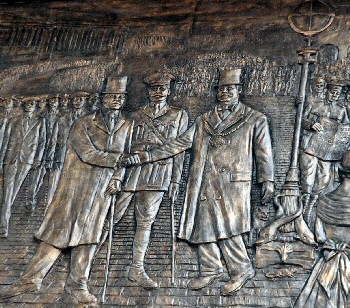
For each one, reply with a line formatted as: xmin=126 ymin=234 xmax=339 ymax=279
xmin=2 ymin=98 xmax=13 ymax=109
xmin=49 ymin=97 xmax=59 ymax=109
xmin=148 ymin=85 xmax=170 ymax=103
xmin=38 ymin=97 xmax=47 ymax=109
xmin=217 ymin=84 xmax=241 ymax=105
xmin=102 ymin=93 xmax=125 ymax=110
xmin=22 ymin=100 xmax=36 ymax=113
xmin=313 ymin=81 xmax=325 ymax=95
xmin=327 ymin=85 xmax=342 ymax=103
xmin=73 ymin=96 xmax=87 ymax=109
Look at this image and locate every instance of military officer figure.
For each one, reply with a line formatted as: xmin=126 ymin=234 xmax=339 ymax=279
xmin=0 ymin=77 xmax=133 ymax=304
xmin=123 ymin=69 xmax=274 ymax=295
xmin=300 ymin=76 xmax=349 ymax=227
xmin=116 ymin=72 xmax=188 ymax=289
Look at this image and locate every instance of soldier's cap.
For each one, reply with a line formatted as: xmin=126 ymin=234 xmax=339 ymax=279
xmin=313 ymin=74 xmax=326 ymax=84
xmin=339 ymin=150 xmax=350 ymax=174
xmin=218 ymin=68 xmax=242 ymax=87
xmin=102 ymin=76 xmax=128 ymax=94
xmin=144 ymin=72 xmax=175 ymax=87
xmin=74 ymin=91 xmax=90 ymax=98
xmin=49 ymin=94 xmax=61 ymax=99
xmin=326 ymin=76 xmax=346 ymax=88
xmin=22 ymin=96 xmax=40 ymax=103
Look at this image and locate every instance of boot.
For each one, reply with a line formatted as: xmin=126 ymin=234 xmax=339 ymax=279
xmin=129 ymin=228 xmax=158 ymax=289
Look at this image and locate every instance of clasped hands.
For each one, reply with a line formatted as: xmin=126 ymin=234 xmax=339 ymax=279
xmin=117 ymin=152 xmax=149 ymax=168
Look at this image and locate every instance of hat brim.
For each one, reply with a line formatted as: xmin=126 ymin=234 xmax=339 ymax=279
xmin=102 ymin=91 xmax=127 ymax=94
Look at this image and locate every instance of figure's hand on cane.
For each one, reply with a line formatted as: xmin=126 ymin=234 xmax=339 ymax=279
xmin=168 ymin=182 xmax=180 ymax=203
xmin=105 ymin=179 xmax=121 ymax=196
xmin=261 ymin=181 xmax=274 ymax=204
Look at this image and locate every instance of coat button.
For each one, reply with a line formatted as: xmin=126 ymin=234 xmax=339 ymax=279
xmin=219 ymin=167 xmax=226 ymax=172
xmin=200 ymin=196 xmax=207 ymax=201
xmin=215 ymin=195 xmax=222 ymax=200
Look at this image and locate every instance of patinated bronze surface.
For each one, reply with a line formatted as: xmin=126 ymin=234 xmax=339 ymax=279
xmin=0 ymin=0 xmax=350 ymax=307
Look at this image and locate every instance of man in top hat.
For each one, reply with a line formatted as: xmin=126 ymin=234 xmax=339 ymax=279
xmin=0 ymin=96 xmax=46 ymax=237
xmin=300 ymin=76 xmax=349 ymax=228
xmin=0 ymin=76 xmax=134 ymax=304
xmin=112 ymin=71 xmax=188 ymax=289
xmin=122 ymin=68 xmax=274 ymax=295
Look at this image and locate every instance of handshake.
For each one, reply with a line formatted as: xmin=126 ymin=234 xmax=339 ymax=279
xmin=117 ymin=151 xmax=150 ymax=168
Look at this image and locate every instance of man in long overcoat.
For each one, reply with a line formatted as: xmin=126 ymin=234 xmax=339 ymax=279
xmin=124 ymin=69 xmax=274 ymax=295
xmin=1 ymin=77 xmax=133 ymax=304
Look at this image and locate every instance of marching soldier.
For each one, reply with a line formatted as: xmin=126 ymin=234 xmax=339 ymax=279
xmin=0 ymin=96 xmax=46 ymax=237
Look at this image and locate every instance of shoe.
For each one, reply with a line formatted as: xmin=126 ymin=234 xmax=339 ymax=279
xmin=128 ymin=266 xmax=158 ymax=289
xmin=0 ymin=279 xmax=41 ymax=298
xmin=64 ymin=285 xmax=97 ymax=304
xmin=188 ymin=272 xmax=223 ymax=290
xmin=221 ymin=268 xmax=255 ymax=296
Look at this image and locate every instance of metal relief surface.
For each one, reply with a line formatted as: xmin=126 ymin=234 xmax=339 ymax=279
xmin=0 ymin=0 xmax=350 ymax=307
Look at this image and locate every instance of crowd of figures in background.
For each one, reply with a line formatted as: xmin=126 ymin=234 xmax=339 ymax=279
xmin=0 ymin=91 xmax=100 ymax=237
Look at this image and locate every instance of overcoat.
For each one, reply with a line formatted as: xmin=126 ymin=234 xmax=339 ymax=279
xmin=148 ymin=102 xmax=274 ymax=243
xmin=35 ymin=110 xmax=133 ymax=249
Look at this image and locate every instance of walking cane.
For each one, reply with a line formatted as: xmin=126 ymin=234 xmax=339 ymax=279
xmin=102 ymin=194 xmax=116 ymax=303
xmin=170 ymin=194 xmax=176 ymax=286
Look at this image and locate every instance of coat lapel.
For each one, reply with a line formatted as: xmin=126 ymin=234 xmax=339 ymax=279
xmin=92 ymin=111 xmax=109 ymax=134
xmin=111 ymin=114 xmax=126 ymax=135
xmin=216 ymin=102 xmax=246 ymax=132
xmin=207 ymin=108 xmax=223 ymax=129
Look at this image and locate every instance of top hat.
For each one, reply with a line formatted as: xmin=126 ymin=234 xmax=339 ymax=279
xmin=218 ymin=69 xmax=242 ymax=87
xmin=144 ymin=72 xmax=175 ymax=86
xmin=102 ymin=76 xmax=128 ymax=94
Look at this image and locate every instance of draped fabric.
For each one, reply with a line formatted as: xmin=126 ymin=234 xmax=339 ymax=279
xmin=317 ymin=191 xmax=350 ymax=226
xmin=294 ymin=240 xmax=350 ymax=308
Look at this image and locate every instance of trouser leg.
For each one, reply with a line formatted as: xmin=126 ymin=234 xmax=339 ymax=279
xmin=66 ymin=244 xmax=96 ymax=290
xmin=132 ymin=191 xmax=164 ymax=270
xmin=21 ymin=242 xmax=61 ymax=283
xmin=197 ymin=242 xmax=224 ymax=276
xmin=313 ymin=159 xmax=332 ymax=195
xmin=26 ymin=165 xmax=46 ymax=208
xmin=47 ymin=166 xmax=62 ymax=206
xmin=1 ymin=163 xmax=17 ymax=229
xmin=218 ymin=235 xmax=252 ymax=278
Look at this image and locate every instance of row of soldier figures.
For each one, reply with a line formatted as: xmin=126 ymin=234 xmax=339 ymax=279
xmin=0 ymin=91 xmax=96 ymax=237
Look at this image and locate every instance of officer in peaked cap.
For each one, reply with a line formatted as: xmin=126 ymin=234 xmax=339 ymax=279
xmin=111 ymin=71 xmax=188 ymax=290
xmin=121 ymin=67 xmax=275 ymax=295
